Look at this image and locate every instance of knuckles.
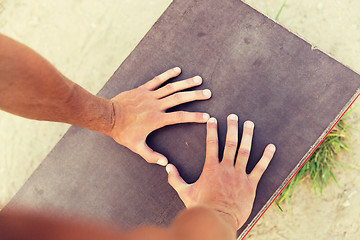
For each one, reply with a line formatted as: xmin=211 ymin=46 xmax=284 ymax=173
xmin=152 ymin=76 xmax=161 ymax=84
xmin=175 ymin=111 xmax=186 ymax=121
xmin=165 ymin=83 xmax=175 ymax=92
xmin=207 ymin=139 xmax=218 ymax=145
xmin=225 ymin=140 xmax=238 ymax=149
xmin=174 ymin=92 xmax=183 ymax=101
xmin=238 ymin=147 xmax=250 ymax=156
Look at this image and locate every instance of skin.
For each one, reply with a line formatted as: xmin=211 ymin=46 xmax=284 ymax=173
xmin=0 ymin=33 xmax=276 ymax=239
xmin=109 ymin=68 xmax=211 ymax=165
xmin=0 ymin=33 xmax=211 ymax=165
xmin=167 ymin=116 xmax=276 ymax=230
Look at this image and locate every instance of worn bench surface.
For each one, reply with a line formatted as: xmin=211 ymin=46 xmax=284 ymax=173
xmin=5 ymin=0 xmax=360 ymax=238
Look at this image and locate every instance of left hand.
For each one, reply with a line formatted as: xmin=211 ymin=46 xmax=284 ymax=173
xmin=109 ymin=67 xmax=211 ymax=166
xmin=166 ymin=115 xmax=276 ymax=230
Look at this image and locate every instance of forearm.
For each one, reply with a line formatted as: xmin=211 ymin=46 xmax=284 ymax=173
xmin=169 ymin=207 xmax=236 ymax=240
xmin=0 ymin=207 xmax=235 ymax=240
xmin=0 ymin=34 xmax=114 ymax=134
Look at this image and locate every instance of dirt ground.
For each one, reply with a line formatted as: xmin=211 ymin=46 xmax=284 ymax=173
xmin=1 ymin=0 xmax=359 ymax=239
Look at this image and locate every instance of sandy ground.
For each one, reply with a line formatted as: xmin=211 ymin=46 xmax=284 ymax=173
xmin=0 ymin=0 xmax=359 ymax=239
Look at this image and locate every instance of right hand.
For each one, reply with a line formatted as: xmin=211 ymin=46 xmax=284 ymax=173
xmin=166 ymin=114 xmax=276 ymax=230
xmin=109 ymin=67 xmax=211 ymax=166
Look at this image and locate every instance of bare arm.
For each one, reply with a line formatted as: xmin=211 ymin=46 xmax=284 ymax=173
xmin=0 ymin=207 xmax=234 ymax=240
xmin=0 ymin=33 xmax=114 ymax=135
xmin=0 ymin=33 xmax=211 ymax=164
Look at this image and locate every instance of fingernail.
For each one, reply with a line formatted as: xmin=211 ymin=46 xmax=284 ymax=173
xmin=208 ymin=117 xmax=217 ymax=123
xmin=174 ymin=67 xmax=181 ymax=72
xmin=269 ymin=144 xmax=276 ymax=152
xmin=193 ymin=76 xmax=202 ymax=84
xmin=245 ymin=121 xmax=254 ymax=128
xmin=229 ymin=114 xmax=238 ymax=121
xmin=203 ymin=113 xmax=210 ymax=120
xmin=166 ymin=165 xmax=171 ymax=174
xmin=157 ymin=157 xmax=168 ymax=166
xmin=203 ymin=89 xmax=211 ymax=97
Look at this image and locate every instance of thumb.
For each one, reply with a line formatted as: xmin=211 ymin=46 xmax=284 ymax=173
xmin=137 ymin=142 xmax=168 ymax=166
xmin=166 ymin=164 xmax=188 ymax=193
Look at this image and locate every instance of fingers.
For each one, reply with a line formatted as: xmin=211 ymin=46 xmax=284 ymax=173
xmin=204 ymin=117 xmax=219 ymax=167
xmin=164 ymin=111 xmax=210 ymax=125
xmin=143 ymin=67 xmax=182 ymax=90
xmin=166 ymin=164 xmax=189 ymax=193
xmin=235 ymin=121 xmax=255 ymax=172
xmin=248 ymin=144 xmax=276 ymax=184
xmin=221 ymin=114 xmax=239 ymax=166
xmin=159 ymin=89 xmax=211 ymax=110
xmin=136 ymin=141 xmax=168 ymax=166
xmin=154 ymin=76 xmax=203 ymax=99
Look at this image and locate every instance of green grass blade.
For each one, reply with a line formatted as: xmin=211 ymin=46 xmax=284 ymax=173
xmin=275 ymin=0 xmax=287 ymax=21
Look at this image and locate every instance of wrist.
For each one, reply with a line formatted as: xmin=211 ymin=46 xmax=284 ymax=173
xmin=213 ymin=209 xmax=239 ymax=231
xmin=106 ymin=99 xmax=116 ymax=136
xmin=63 ymin=83 xmax=116 ymax=135
xmin=171 ymin=207 xmax=236 ymax=240
xmin=96 ymin=97 xmax=116 ymax=136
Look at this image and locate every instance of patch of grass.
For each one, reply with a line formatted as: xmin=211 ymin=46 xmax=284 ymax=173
xmin=276 ymin=111 xmax=353 ymax=207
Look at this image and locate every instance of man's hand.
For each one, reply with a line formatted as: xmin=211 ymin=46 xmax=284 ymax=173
xmin=109 ymin=67 xmax=211 ymax=166
xmin=166 ymin=114 xmax=276 ymax=230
